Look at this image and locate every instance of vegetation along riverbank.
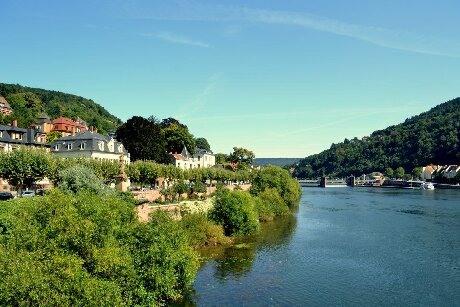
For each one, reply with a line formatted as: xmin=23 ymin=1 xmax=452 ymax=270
xmin=0 ymin=147 xmax=301 ymax=306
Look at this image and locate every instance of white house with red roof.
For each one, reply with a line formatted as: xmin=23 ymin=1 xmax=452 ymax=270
xmin=169 ymin=146 xmax=215 ymax=170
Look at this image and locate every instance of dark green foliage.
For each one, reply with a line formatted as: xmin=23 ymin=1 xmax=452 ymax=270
xmin=209 ymin=189 xmax=259 ymax=236
xmin=228 ymin=147 xmax=255 ymax=165
xmin=294 ymin=97 xmax=460 ymax=178
xmin=116 ymin=116 xmax=169 ymax=163
xmin=195 ymin=137 xmax=211 ymax=151
xmin=162 ymin=122 xmax=196 ymax=155
xmin=0 ymin=190 xmax=198 ymax=305
xmin=0 ymin=83 xmax=122 ymax=133
xmin=251 ymin=165 xmax=301 ymax=208
xmin=395 ymin=167 xmax=405 ymax=179
xmin=180 ymin=213 xmax=230 ymax=247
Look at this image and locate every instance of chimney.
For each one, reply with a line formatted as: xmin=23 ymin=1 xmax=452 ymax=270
xmin=12 ymin=120 xmax=17 ymax=127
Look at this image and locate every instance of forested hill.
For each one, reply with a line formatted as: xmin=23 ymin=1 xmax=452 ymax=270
xmin=294 ymin=97 xmax=460 ymax=178
xmin=0 ymin=83 xmax=122 ymax=133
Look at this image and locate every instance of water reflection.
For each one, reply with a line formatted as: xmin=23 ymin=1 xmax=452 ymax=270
xmin=173 ymin=215 xmax=297 ymax=305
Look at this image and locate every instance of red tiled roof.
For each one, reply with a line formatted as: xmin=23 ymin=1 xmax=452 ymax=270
xmin=170 ymin=153 xmax=188 ymax=161
xmin=52 ymin=117 xmax=86 ymax=127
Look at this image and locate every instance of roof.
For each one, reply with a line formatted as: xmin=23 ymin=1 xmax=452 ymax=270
xmin=0 ymin=97 xmax=11 ymax=109
xmin=169 ymin=153 xmax=188 ymax=161
xmin=57 ymin=130 xmax=108 ymax=141
xmin=0 ymin=124 xmax=27 ymax=133
xmin=52 ymin=117 xmax=86 ymax=127
xmin=424 ymin=165 xmax=438 ymax=172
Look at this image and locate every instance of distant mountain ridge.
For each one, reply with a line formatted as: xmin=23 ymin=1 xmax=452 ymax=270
xmin=0 ymin=83 xmax=122 ymax=133
xmin=294 ymin=97 xmax=460 ymax=178
xmin=254 ymin=158 xmax=302 ymax=167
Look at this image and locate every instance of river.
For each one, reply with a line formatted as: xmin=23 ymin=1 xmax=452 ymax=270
xmin=175 ymin=187 xmax=460 ymax=306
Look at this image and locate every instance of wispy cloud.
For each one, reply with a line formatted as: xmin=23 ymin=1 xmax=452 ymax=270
xmin=176 ymin=73 xmax=223 ymax=119
xmin=141 ymin=31 xmax=212 ymax=48
xmin=120 ymin=1 xmax=460 ymax=58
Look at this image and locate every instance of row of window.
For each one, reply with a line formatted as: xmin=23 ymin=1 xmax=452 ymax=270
xmin=53 ymin=142 xmax=124 ymax=152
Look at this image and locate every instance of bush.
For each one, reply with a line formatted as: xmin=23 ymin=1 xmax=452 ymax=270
xmin=209 ymin=189 xmax=259 ymax=236
xmin=250 ymin=165 xmax=301 ymax=208
xmin=0 ymin=190 xmax=198 ymax=305
xmin=254 ymin=189 xmax=289 ymax=222
xmin=59 ymin=165 xmax=110 ymax=196
xmin=180 ymin=213 xmax=231 ymax=247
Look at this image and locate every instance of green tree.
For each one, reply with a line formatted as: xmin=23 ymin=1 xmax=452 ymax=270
xmin=228 ymin=147 xmax=255 ymax=165
xmin=45 ymin=131 xmax=62 ymax=143
xmin=385 ymin=167 xmax=394 ymax=178
xmin=215 ymin=153 xmax=228 ymax=164
xmin=195 ymin=137 xmax=211 ymax=151
xmin=162 ymin=123 xmax=196 ymax=155
xmin=394 ymin=167 xmax=405 ymax=179
xmin=116 ymin=116 xmax=168 ymax=162
xmin=209 ymin=189 xmax=259 ymax=236
xmin=0 ymin=147 xmax=50 ymax=195
xmin=250 ymin=165 xmax=301 ymax=208
xmin=412 ymin=167 xmax=423 ymax=179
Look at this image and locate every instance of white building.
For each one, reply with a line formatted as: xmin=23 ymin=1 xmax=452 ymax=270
xmin=50 ymin=130 xmax=130 ymax=164
xmin=169 ymin=147 xmax=215 ymax=170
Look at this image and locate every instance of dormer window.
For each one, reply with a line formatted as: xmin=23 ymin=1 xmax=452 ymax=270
xmin=0 ymin=131 xmax=2 ymax=138
xmin=53 ymin=144 xmax=59 ymax=151
xmin=66 ymin=143 xmax=72 ymax=150
xmin=79 ymin=143 xmax=86 ymax=150
xmin=98 ymin=141 xmax=104 ymax=151
xmin=118 ymin=144 xmax=123 ymax=152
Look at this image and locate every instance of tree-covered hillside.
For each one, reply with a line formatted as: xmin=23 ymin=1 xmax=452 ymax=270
xmin=294 ymin=97 xmax=460 ymax=178
xmin=0 ymin=83 xmax=122 ymax=133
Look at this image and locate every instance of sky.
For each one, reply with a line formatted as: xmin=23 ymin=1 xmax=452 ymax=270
xmin=1 ymin=0 xmax=459 ymax=158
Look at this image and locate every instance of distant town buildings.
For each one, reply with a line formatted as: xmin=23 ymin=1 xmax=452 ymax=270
xmin=422 ymin=165 xmax=460 ymax=181
xmin=0 ymin=120 xmax=48 ymax=152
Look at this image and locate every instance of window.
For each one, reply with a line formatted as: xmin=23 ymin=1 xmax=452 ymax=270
xmin=98 ymin=141 xmax=104 ymax=151
xmin=66 ymin=143 xmax=72 ymax=150
xmin=79 ymin=143 xmax=86 ymax=150
xmin=118 ymin=145 xmax=123 ymax=152
xmin=53 ymin=144 xmax=59 ymax=151
xmin=0 ymin=131 xmax=2 ymax=138
xmin=11 ymin=132 xmax=23 ymax=140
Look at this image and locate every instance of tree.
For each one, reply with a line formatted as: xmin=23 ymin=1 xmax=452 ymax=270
xmin=395 ymin=167 xmax=405 ymax=179
xmin=115 ymin=116 xmax=168 ymax=162
xmin=209 ymin=189 xmax=259 ymax=236
xmin=0 ymin=147 xmax=50 ymax=195
xmin=162 ymin=123 xmax=196 ymax=155
xmin=46 ymin=131 xmax=62 ymax=143
xmin=215 ymin=153 xmax=228 ymax=164
xmin=59 ymin=165 xmax=110 ymax=196
xmin=195 ymin=137 xmax=211 ymax=151
xmin=412 ymin=167 xmax=423 ymax=179
xmin=228 ymin=147 xmax=255 ymax=165
xmin=385 ymin=167 xmax=394 ymax=178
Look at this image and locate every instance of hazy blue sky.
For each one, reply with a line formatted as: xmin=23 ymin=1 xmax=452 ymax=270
xmin=1 ymin=0 xmax=459 ymax=157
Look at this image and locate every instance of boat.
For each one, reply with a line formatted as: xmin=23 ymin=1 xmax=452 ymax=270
xmin=421 ymin=182 xmax=435 ymax=190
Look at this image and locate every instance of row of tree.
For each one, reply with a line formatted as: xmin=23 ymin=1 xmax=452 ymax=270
xmin=293 ymin=97 xmax=460 ymax=178
xmin=0 ymin=148 xmax=254 ymax=194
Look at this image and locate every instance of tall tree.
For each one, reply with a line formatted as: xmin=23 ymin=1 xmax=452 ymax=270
xmin=195 ymin=137 xmax=211 ymax=151
xmin=116 ymin=116 xmax=168 ymax=163
xmin=228 ymin=147 xmax=255 ymax=165
xmin=162 ymin=122 xmax=196 ymax=154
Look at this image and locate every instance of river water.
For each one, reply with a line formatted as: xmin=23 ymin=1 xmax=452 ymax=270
xmin=177 ymin=187 xmax=460 ymax=306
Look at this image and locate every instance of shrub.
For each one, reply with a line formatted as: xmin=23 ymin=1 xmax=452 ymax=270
xmin=180 ymin=213 xmax=231 ymax=247
xmin=250 ymin=165 xmax=301 ymax=208
xmin=209 ymin=189 xmax=259 ymax=236
xmin=59 ymin=165 xmax=110 ymax=196
xmin=0 ymin=190 xmax=198 ymax=305
xmin=259 ymin=188 xmax=290 ymax=217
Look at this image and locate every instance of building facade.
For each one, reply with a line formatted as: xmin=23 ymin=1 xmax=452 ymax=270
xmin=169 ymin=147 xmax=216 ymax=170
xmin=0 ymin=121 xmax=48 ymax=152
xmin=50 ymin=130 xmax=130 ymax=164
xmin=52 ymin=117 xmax=87 ymax=137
